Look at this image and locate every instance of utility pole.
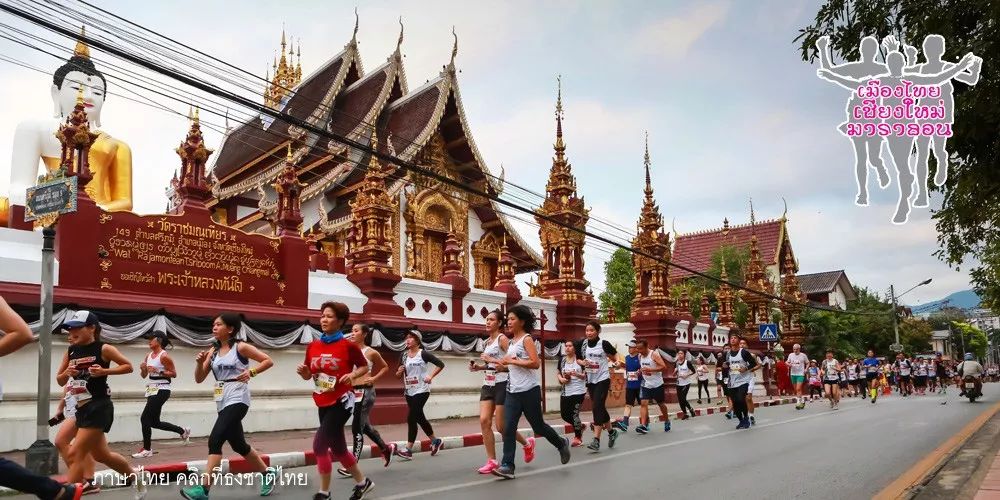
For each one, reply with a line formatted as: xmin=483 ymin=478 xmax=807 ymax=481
xmin=891 ymin=284 xmax=900 ymax=347
xmin=25 ymin=225 xmax=58 ymax=475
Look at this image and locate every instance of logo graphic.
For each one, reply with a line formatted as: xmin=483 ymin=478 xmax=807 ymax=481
xmin=814 ymin=35 xmax=982 ymax=224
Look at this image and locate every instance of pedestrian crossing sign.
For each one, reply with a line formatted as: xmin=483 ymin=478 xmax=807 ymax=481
xmin=758 ymin=323 xmax=779 ymax=342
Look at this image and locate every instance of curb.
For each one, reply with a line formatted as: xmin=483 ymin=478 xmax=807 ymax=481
xmin=0 ymin=395 xmax=815 ymax=493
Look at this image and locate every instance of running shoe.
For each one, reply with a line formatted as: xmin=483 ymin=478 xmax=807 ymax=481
xmin=349 ymin=478 xmax=374 ymax=500
xmin=570 ymin=436 xmax=583 ymax=447
xmin=559 ymin=437 xmax=571 ymax=464
xmin=131 ymin=449 xmax=154 ymax=459
xmin=133 ymin=471 xmax=147 ymax=500
xmin=724 ymin=411 xmax=733 ymax=420
xmin=750 ymin=415 xmax=756 ymax=425
xmin=613 ymin=419 xmax=628 ymax=432
xmin=430 ymin=438 xmax=444 ymax=456
xmin=260 ymin=467 xmax=277 ymax=496
xmin=337 ymin=468 xmax=352 ymax=477
xmin=680 ymin=413 xmax=689 ymax=420
xmin=523 ymin=437 xmax=536 ymax=463
xmin=180 ymin=485 xmax=208 ymax=500
xmin=382 ymin=443 xmax=395 ymax=467
xmin=736 ymin=419 xmax=750 ymax=430
xmin=81 ymin=480 xmax=101 ymax=496
xmin=313 ymin=493 xmax=331 ymax=500
xmin=478 ymin=459 xmax=499 ymax=474
xmin=636 ymin=424 xmax=648 ymax=434
xmin=586 ymin=438 xmax=600 ymax=451
xmin=608 ymin=427 xmax=620 ymax=448
xmin=181 ymin=427 xmax=192 ymax=443
xmin=664 ymin=421 xmax=671 ymax=432
xmin=492 ymin=465 xmax=515 ymax=480
xmin=63 ymin=484 xmax=84 ymax=500
xmin=394 ymin=446 xmax=413 ymax=460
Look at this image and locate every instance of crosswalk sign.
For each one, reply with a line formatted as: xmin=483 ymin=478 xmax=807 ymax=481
xmin=758 ymin=323 xmax=779 ymax=342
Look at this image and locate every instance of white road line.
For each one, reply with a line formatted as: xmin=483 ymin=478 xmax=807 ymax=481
xmin=380 ymin=402 xmax=867 ymax=500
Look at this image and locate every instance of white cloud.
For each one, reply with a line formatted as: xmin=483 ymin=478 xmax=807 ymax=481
xmin=631 ymin=3 xmax=729 ymax=60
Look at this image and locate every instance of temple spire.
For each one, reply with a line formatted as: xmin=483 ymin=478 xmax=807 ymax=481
xmin=396 ymin=17 xmax=404 ymax=54
xmin=352 ymin=7 xmax=359 ymax=43
xmin=643 ymin=131 xmax=653 ymax=201
xmin=74 ymin=26 xmax=90 ymax=59
xmin=554 ymin=75 xmax=565 ymax=161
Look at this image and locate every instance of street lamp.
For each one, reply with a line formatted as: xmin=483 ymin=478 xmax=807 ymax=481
xmin=890 ymin=278 xmax=932 ymax=352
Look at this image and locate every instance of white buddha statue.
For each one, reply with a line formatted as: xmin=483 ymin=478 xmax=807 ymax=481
xmin=2 ymin=29 xmax=132 ymax=227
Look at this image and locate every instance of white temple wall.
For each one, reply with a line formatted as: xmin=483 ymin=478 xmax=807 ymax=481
xmin=393 ymin=277 xmax=453 ymax=321
xmin=0 ymin=227 xmax=58 ymax=285
xmin=307 ymin=271 xmax=367 ymax=312
xmin=461 ymin=288 xmax=506 ymax=325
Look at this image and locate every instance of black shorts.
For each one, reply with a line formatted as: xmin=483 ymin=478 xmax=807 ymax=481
xmin=640 ymin=385 xmax=665 ymax=403
xmin=914 ymin=376 xmax=927 ymax=387
xmin=823 ymin=379 xmax=839 ymax=387
xmin=866 ymin=372 xmax=878 ymax=381
xmin=75 ymin=398 xmax=114 ymax=433
xmin=479 ymin=381 xmax=508 ymax=405
xmin=838 ymin=380 xmax=848 ymax=387
xmin=625 ymin=387 xmax=641 ymax=406
xmin=900 ymin=375 xmax=911 ymax=383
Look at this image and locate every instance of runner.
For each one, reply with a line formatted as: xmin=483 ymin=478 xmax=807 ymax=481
xmin=849 ymin=358 xmax=862 ymax=397
xmin=738 ymin=339 xmax=758 ymax=424
xmin=868 ymin=366 xmax=882 ymax=403
xmin=53 ymin=310 xmax=146 ymax=499
xmin=394 ymin=331 xmax=445 ymax=459
xmin=132 ymin=331 xmax=190 ymax=459
xmin=470 ymin=310 xmax=531 ymax=474
xmin=297 ymin=302 xmax=373 ymax=500
xmin=838 ymin=359 xmax=850 ymax=397
xmin=576 ymin=321 xmax=620 ymax=452
xmin=721 ymin=361 xmax=733 ymax=419
xmin=180 ymin=313 xmax=275 ymax=500
xmin=727 ymin=334 xmax=758 ymax=429
xmin=927 ymin=358 xmax=938 ymax=394
xmin=807 ymin=360 xmax=822 ymax=398
xmin=634 ymin=340 xmax=671 ymax=433
xmin=491 ymin=305 xmax=571 ymax=479
xmin=861 ymin=350 xmax=880 ymax=400
xmin=714 ymin=359 xmax=726 ymax=404
xmin=695 ymin=357 xmax=711 ymax=404
xmin=675 ymin=350 xmax=696 ymax=419
xmin=894 ymin=353 xmax=912 ymax=397
xmin=52 ymin=375 xmax=98 ymax=494
xmin=820 ymin=350 xmax=842 ymax=409
xmin=787 ymin=344 xmax=809 ymax=409
xmin=337 ymin=323 xmax=394 ymax=477
xmin=557 ymin=340 xmax=587 ymax=447
xmin=0 ymin=295 xmax=86 ymax=500
xmin=613 ymin=341 xmax=642 ymax=432
xmin=937 ymin=354 xmax=949 ymax=394
xmin=914 ymin=358 xmax=928 ymax=395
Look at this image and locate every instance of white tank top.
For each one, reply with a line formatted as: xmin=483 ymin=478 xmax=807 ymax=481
xmin=403 ymin=350 xmax=431 ymax=396
xmin=583 ymin=339 xmax=611 ymax=384
xmin=675 ymin=359 xmax=693 ymax=386
xmin=146 ymin=351 xmax=171 ymax=390
xmin=847 ymin=364 xmax=857 ymax=380
xmin=482 ymin=335 xmax=510 ymax=384
xmin=640 ymin=352 xmax=664 ymax=389
xmin=728 ymin=349 xmax=753 ymax=387
xmin=560 ymin=356 xmax=587 ymax=396
xmin=506 ymin=335 xmax=539 ymax=393
xmin=824 ymin=359 xmax=840 ymax=380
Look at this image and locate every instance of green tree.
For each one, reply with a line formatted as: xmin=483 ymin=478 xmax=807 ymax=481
xmin=796 ymin=0 xmax=1000 ymax=313
xmin=950 ymin=321 xmax=988 ymax=359
xmin=598 ymin=248 xmax=635 ymax=322
xmin=927 ymin=307 xmax=968 ymax=330
xmin=899 ymin=317 xmax=934 ymax=355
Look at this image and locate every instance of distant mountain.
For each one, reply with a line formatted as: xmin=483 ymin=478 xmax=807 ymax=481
xmin=911 ymin=289 xmax=981 ymax=313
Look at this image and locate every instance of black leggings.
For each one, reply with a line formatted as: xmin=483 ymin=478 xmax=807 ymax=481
xmin=208 ymin=403 xmax=251 ymax=455
xmin=560 ymin=394 xmax=585 ymax=438
xmin=502 ymin=386 xmax=564 ymax=470
xmin=809 ymin=385 xmax=822 ymax=397
xmin=141 ymin=389 xmax=185 ymax=450
xmin=405 ymin=392 xmax=433 ymax=443
xmin=677 ymin=384 xmax=694 ymax=415
xmin=697 ymin=380 xmax=711 ymax=401
xmin=587 ymin=379 xmax=612 ymax=425
xmin=0 ymin=457 xmax=69 ymax=499
xmin=352 ymin=388 xmax=388 ymax=459
xmin=315 ymin=402 xmax=353 ymax=464
xmin=729 ymin=384 xmax=750 ymax=421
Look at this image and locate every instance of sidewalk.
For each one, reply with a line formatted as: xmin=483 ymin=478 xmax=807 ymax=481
xmin=973 ymin=448 xmax=1000 ymax=499
xmin=0 ymin=393 xmax=812 ymax=492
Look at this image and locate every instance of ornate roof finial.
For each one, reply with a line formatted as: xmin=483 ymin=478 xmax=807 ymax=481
xmin=367 ymin=128 xmax=380 ymax=171
xmin=749 ymin=195 xmax=756 ymax=228
xmin=643 ymin=131 xmax=653 ymax=200
xmin=73 ymin=26 xmax=90 ymax=59
xmin=285 ymin=142 xmax=293 ymax=162
xmin=781 ymin=196 xmax=788 ymax=221
xmin=672 ymin=217 xmax=678 ymax=239
xmin=352 ymin=7 xmax=359 ymax=42
xmin=554 ymin=75 xmax=565 ymax=159
xmin=396 ymin=16 xmax=404 ymax=53
xmin=281 ymin=25 xmax=286 ymax=53
xmin=449 ymin=26 xmax=458 ymax=69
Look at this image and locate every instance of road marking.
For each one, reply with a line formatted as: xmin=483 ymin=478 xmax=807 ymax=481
xmin=874 ymin=399 xmax=1000 ymax=500
xmin=380 ymin=403 xmax=866 ymax=500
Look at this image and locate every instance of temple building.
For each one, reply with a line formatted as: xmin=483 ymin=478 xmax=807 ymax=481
xmin=199 ymin=24 xmax=543 ymax=292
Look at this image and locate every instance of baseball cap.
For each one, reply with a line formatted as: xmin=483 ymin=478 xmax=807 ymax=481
xmin=407 ymin=330 xmax=422 ymax=342
xmin=626 ymin=340 xmax=637 ymax=348
xmin=61 ymin=310 xmax=99 ymax=329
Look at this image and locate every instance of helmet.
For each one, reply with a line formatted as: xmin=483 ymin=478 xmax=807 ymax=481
xmin=965 ymin=353 xmax=974 ymax=361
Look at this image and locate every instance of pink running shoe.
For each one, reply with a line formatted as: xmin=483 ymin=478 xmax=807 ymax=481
xmin=523 ymin=437 xmax=536 ymax=463
xmin=478 ymin=459 xmax=499 ymax=474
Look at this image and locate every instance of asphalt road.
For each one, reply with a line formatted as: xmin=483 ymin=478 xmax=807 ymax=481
xmin=13 ymin=392 xmax=995 ymax=499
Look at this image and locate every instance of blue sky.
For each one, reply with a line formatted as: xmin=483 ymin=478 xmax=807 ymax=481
xmin=0 ymin=0 xmax=974 ymax=306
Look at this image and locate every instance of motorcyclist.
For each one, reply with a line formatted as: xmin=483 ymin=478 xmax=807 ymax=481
xmin=958 ymin=353 xmax=984 ymax=397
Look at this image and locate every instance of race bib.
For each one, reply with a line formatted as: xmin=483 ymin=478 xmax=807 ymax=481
xmin=353 ymin=388 xmax=364 ymax=401
xmin=69 ymin=379 xmax=91 ymax=402
xmin=626 ymin=371 xmax=639 ymax=382
xmin=314 ymin=373 xmax=336 ymax=394
xmin=405 ymin=376 xmax=419 ymax=387
xmin=213 ymin=382 xmax=225 ymax=402
xmin=145 ymin=384 xmax=161 ymax=398
xmin=586 ymin=365 xmax=598 ymax=375
xmin=483 ymin=370 xmax=497 ymax=387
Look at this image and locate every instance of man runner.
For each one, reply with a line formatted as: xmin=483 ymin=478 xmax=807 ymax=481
xmin=727 ymin=334 xmax=758 ymax=429
xmin=635 ymin=340 xmax=671 ymax=433
xmin=788 ymin=344 xmax=809 ymax=409
xmin=613 ymin=341 xmax=642 ymax=432
xmin=861 ymin=350 xmax=879 ymax=400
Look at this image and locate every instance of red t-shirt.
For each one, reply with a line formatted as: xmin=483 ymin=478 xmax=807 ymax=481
xmin=305 ymin=339 xmax=367 ymax=407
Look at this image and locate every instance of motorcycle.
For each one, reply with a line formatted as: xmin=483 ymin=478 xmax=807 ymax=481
xmin=963 ymin=376 xmax=982 ymax=402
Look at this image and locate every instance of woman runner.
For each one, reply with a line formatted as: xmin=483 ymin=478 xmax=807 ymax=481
xmin=394 ymin=331 xmax=445 ymax=459
xmin=491 ymin=305 xmax=571 ymax=479
xmin=807 ymin=360 xmax=822 ymax=398
xmin=133 ymin=331 xmax=190 ymax=458
xmin=675 ymin=350 xmax=696 ymax=419
xmin=297 ymin=302 xmax=374 ymax=500
xmin=715 ymin=360 xmax=725 ymax=403
xmin=558 ymin=340 xmax=587 ymax=447
xmin=470 ymin=310 xmax=532 ymax=474
xmin=821 ymin=350 xmax=842 ymax=409
xmin=576 ymin=321 xmax=620 ymax=452
xmin=180 ymin=313 xmax=276 ymax=500
xmin=726 ymin=334 xmax=758 ymax=429
xmin=52 ymin=376 xmax=98 ymax=494
xmin=696 ymin=357 xmax=711 ymax=404
xmin=336 ymin=323 xmax=394 ymax=477
xmin=56 ymin=310 xmax=147 ymax=499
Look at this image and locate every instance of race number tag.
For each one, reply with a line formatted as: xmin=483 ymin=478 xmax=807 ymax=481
xmin=145 ymin=384 xmax=161 ymax=398
xmin=586 ymin=364 xmax=599 ymax=375
xmin=353 ymin=388 xmax=364 ymax=400
xmin=213 ymin=382 xmax=225 ymax=402
xmin=69 ymin=379 xmax=91 ymax=402
xmin=314 ymin=373 xmax=336 ymax=394
xmin=626 ymin=371 xmax=639 ymax=382
xmin=483 ymin=370 xmax=497 ymax=387
xmin=405 ymin=376 xmax=419 ymax=387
